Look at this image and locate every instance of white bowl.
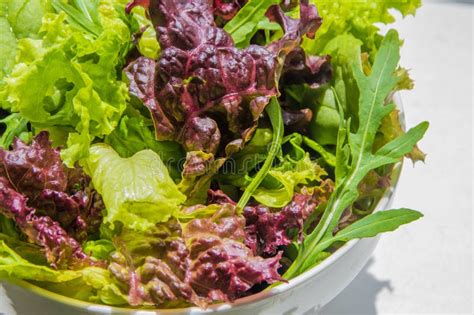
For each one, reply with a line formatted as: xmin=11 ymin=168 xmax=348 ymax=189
xmin=3 ymin=97 xmax=405 ymax=315
xmin=3 ymin=160 xmax=400 ymax=315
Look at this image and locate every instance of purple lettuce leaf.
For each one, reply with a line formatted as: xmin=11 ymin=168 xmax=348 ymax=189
xmin=108 ymin=220 xmax=204 ymax=307
xmin=213 ymin=0 xmax=247 ymax=22
xmin=125 ymin=0 xmax=324 ymax=155
xmin=0 ymin=132 xmax=104 ymax=242
xmin=0 ymin=177 xmax=92 ymax=269
xmin=244 ymin=183 xmax=334 ymax=256
xmin=0 ymin=131 xmax=67 ymax=198
xmin=126 ymin=0 xmax=245 ymax=22
xmin=0 ymin=132 xmax=103 ymax=268
xmin=184 ymin=204 xmax=283 ymax=302
xmin=109 ymin=202 xmax=283 ymax=307
xmin=281 ymin=48 xmax=332 ymax=89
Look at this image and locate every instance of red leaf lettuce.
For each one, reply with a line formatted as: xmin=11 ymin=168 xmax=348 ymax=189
xmin=0 ymin=132 xmax=102 ymax=268
xmin=125 ymin=0 xmax=325 ymax=155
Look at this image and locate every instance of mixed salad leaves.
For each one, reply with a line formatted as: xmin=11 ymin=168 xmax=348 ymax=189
xmin=0 ymin=0 xmax=427 ymax=309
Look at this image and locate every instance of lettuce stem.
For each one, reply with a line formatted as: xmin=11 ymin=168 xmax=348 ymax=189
xmin=236 ymin=97 xmax=284 ymax=210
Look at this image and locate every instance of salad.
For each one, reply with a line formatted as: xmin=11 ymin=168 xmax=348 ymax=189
xmin=0 ymin=0 xmax=428 ymax=309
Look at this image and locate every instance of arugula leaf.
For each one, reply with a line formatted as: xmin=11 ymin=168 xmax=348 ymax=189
xmin=51 ymin=0 xmax=102 ymax=37
xmin=284 ymin=30 xmax=429 ymax=278
xmin=299 ymin=209 xmax=423 ymax=271
xmin=237 ymin=97 xmax=284 ymax=209
xmin=224 ymin=0 xmax=280 ymax=48
xmin=376 ymin=109 xmax=426 ymax=163
xmin=331 ymin=209 xmax=423 ymax=241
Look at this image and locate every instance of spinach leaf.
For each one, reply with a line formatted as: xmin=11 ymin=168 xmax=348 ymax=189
xmin=284 ymin=30 xmax=429 ymax=278
xmin=237 ymin=97 xmax=284 ymax=210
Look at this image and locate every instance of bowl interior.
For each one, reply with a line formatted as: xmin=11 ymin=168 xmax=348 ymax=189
xmin=6 ymin=97 xmax=406 ymax=314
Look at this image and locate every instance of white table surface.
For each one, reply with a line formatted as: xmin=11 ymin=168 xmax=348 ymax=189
xmin=1 ymin=2 xmax=472 ymax=315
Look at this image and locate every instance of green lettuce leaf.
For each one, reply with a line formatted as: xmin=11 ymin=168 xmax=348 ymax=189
xmin=284 ymin=30 xmax=428 ymax=279
xmin=104 ymin=113 xmax=184 ymax=180
xmin=0 ymin=240 xmax=79 ymax=282
xmin=0 ymin=231 xmax=47 ymax=266
xmin=127 ymin=5 xmax=160 ymax=59
xmin=304 ymin=0 xmax=421 ymax=58
xmin=224 ymin=0 xmax=280 ymax=48
xmin=0 ymin=113 xmax=31 ymax=148
xmin=1 ymin=0 xmax=133 ymax=166
xmin=43 ymin=266 xmax=128 ymax=305
xmin=83 ymin=240 xmax=115 ymax=260
xmin=4 ymin=0 xmax=51 ymax=39
xmin=0 ymin=16 xmax=17 ymax=80
xmin=84 ymin=144 xmax=186 ymax=231
xmin=0 ymin=239 xmax=127 ymax=305
xmin=252 ymin=154 xmax=326 ymax=207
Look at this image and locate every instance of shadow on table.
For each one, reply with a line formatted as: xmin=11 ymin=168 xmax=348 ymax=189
xmin=319 ymin=259 xmax=393 ymax=315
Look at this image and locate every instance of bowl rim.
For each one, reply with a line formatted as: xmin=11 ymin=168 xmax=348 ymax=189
xmin=8 ymin=161 xmax=402 ymax=315
xmin=6 ymin=97 xmax=406 ymax=315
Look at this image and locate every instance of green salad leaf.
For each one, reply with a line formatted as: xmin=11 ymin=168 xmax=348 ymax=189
xmin=83 ymin=240 xmax=115 ymax=260
xmin=0 ymin=113 xmax=30 ymax=148
xmin=305 ymin=0 xmax=421 ymax=57
xmin=84 ymin=144 xmax=186 ymax=231
xmin=0 ymin=240 xmax=79 ymax=282
xmin=0 ymin=16 xmax=17 ymax=80
xmin=1 ymin=0 xmax=133 ymax=166
xmin=252 ymin=154 xmax=326 ymax=208
xmin=51 ymin=0 xmax=103 ymax=37
xmin=330 ymin=209 xmax=423 ymax=242
xmin=104 ymin=112 xmax=184 ymax=180
xmin=237 ymin=97 xmax=284 ymax=209
xmin=284 ymin=30 xmax=428 ymax=278
xmin=0 ymin=239 xmax=127 ymax=305
xmin=298 ymin=209 xmax=423 ymax=271
xmin=127 ymin=5 xmax=160 ymax=59
xmin=224 ymin=0 xmax=280 ymax=48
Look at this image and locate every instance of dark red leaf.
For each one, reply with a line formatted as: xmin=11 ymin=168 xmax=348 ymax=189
xmin=0 ymin=131 xmax=67 ymax=198
xmin=244 ymin=185 xmax=334 ymax=256
xmin=126 ymin=0 xmax=324 ymax=155
xmin=184 ymin=205 xmax=283 ymax=301
xmin=0 ymin=132 xmax=103 ymax=268
xmin=0 ymin=177 xmax=93 ymax=269
xmin=109 ymin=204 xmax=283 ymax=306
